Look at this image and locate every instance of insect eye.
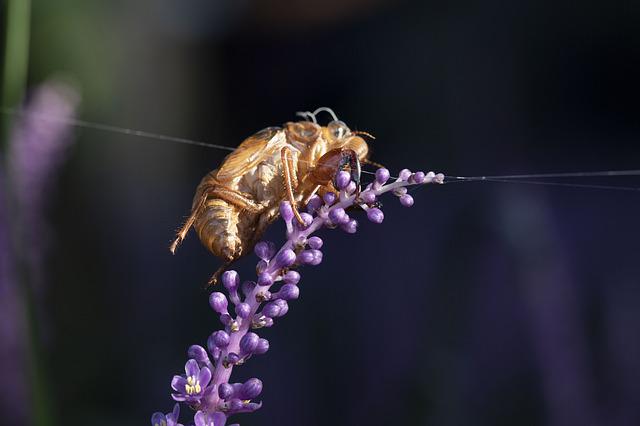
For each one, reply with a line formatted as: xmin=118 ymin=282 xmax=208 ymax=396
xmin=328 ymin=120 xmax=350 ymax=139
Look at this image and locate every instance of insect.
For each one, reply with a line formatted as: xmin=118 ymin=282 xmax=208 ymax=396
xmin=169 ymin=108 xmax=379 ymax=284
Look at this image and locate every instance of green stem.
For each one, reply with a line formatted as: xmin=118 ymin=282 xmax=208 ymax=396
xmin=1 ymin=0 xmax=31 ymax=152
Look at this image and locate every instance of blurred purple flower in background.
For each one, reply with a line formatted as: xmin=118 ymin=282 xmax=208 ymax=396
xmin=0 ymin=79 xmax=79 ymax=426
xmin=153 ymin=168 xmax=444 ymax=425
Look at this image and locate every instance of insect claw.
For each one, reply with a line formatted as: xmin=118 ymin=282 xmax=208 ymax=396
xmin=169 ymin=238 xmax=182 ymax=254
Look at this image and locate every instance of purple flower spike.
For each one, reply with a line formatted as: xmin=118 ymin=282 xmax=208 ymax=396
xmin=279 ymin=201 xmax=294 ymax=222
xmin=209 ymin=292 xmax=228 ymax=314
xmin=399 ymin=168 xmax=412 ymax=181
xmin=257 ymin=272 xmax=273 ymax=287
xmin=218 ymin=383 xmax=234 ymax=400
xmin=274 ymin=248 xmax=296 ymax=268
xmin=235 ymin=303 xmax=251 ymax=319
xmin=283 ymin=270 xmax=301 ymax=284
xmin=255 ymin=338 xmax=269 ymax=354
xmin=400 ymin=194 xmax=414 ymax=207
xmin=323 ymin=192 xmax=336 ymax=205
xmin=367 ymin=208 xmax=384 ymax=224
xmin=171 ymin=359 xmax=212 ymax=403
xmin=375 ymin=168 xmax=390 ymax=184
xmin=254 ymin=241 xmax=276 ymax=261
xmin=221 ymin=271 xmax=240 ymax=291
xmin=341 ymin=218 xmax=358 ymax=234
xmin=277 ymin=284 xmax=299 ymax=300
xmin=240 ymin=332 xmax=260 ymax=355
xmin=239 ymin=378 xmax=263 ymax=399
xmin=307 ymin=236 xmax=323 ymax=249
xmin=335 ymin=171 xmax=351 ymax=189
xmin=154 ymin=165 xmax=445 ymax=425
xmin=361 ymin=190 xmax=376 ymax=204
xmin=212 ymin=331 xmax=230 ymax=348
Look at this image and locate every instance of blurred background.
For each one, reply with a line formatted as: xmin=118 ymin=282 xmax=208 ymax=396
xmin=1 ymin=1 xmax=639 ymax=425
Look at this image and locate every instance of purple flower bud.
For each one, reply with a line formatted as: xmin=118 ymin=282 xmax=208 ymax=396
xmin=212 ymin=330 xmax=230 ymax=348
xmin=297 ymin=250 xmax=315 ymax=264
xmin=367 ymin=208 xmax=384 ymax=224
xmin=283 ymin=270 xmax=300 ymax=284
xmin=222 ymin=270 xmax=240 ymax=291
xmin=262 ymin=302 xmax=281 ymax=318
xmin=257 ymin=272 xmax=273 ymax=287
xmin=307 ymin=236 xmax=323 ymax=249
xmin=235 ymin=302 xmax=251 ymax=319
xmin=255 ymin=338 xmax=269 ymax=354
xmin=361 ymin=190 xmax=376 ymax=204
xmin=273 ymin=299 xmax=289 ymax=316
xmin=280 ymin=201 xmax=294 ymax=222
xmin=207 ymin=334 xmax=217 ymax=355
xmin=209 ymin=292 xmax=228 ymax=313
xmin=274 ymin=248 xmax=296 ymax=268
xmin=254 ymin=241 xmax=276 ymax=261
xmin=335 ymin=171 xmax=351 ymax=189
xmin=340 ymin=218 xmax=358 ymax=234
xmin=346 ymin=181 xmax=357 ymax=194
xmin=297 ymin=212 xmax=313 ymax=228
xmin=256 ymin=259 xmax=268 ymax=273
xmin=240 ymin=332 xmax=260 ymax=355
xmin=242 ymin=280 xmax=256 ymax=297
xmin=226 ymin=352 xmax=240 ymax=365
xmin=239 ymin=378 xmax=263 ymax=400
xmin=264 ymin=317 xmax=274 ymax=327
xmin=329 ymin=207 xmax=349 ymax=225
xmin=323 ymin=192 xmax=336 ymax=205
xmin=188 ymin=345 xmax=210 ymax=365
xmin=399 ymin=194 xmax=414 ymax=207
xmin=228 ymin=399 xmax=243 ymax=411
xmin=310 ymin=249 xmax=323 ymax=265
xmin=306 ymin=195 xmax=322 ymax=213
xmin=399 ymin=168 xmax=412 ymax=181
xmin=277 ymin=284 xmax=299 ymax=300
xmin=412 ymin=171 xmax=426 ymax=184
xmin=435 ymin=172 xmax=445 ymax=183
xmin=219 ymin=383 xmax=234 ymax=400
xmin=375 ymin=168 xmax=390 ymax=184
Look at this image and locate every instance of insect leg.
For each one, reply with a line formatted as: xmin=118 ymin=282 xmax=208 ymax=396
xmin=170 ymin=191 xmax=209 ymax=254
xmin=364 ymin=158 xmax=386 ymax=169
xmin=170 ymin=185 xmax=262 ymax=255
xmin=281 ymin=147 xmax=305 ymax=225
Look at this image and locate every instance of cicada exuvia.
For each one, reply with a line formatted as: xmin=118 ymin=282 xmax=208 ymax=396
xmin=170 ymin=108 xmax=378 ymax=284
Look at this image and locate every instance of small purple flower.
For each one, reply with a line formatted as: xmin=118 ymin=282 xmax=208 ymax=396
xmin=367 ymin=207 xmax=384 ymax=224
xmin=171 ymin=359 xmax=212 ymax=403
xmin=194 ymin=411 xmax=228 ymax=426
xmin=151 ymin=403 xmax=183 ymax=426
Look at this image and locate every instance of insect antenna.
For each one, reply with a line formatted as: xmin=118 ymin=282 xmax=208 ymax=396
xmin=295 ymin=111 xmax=317 ymax=124
xmin=352 ymin=130 xmax=376 ymax=140
xmin=312 ymin=107 xmax=339 ymax=122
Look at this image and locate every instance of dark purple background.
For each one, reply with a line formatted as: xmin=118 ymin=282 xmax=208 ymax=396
xmin=5 ymin=1 xmax=640 ymax=425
